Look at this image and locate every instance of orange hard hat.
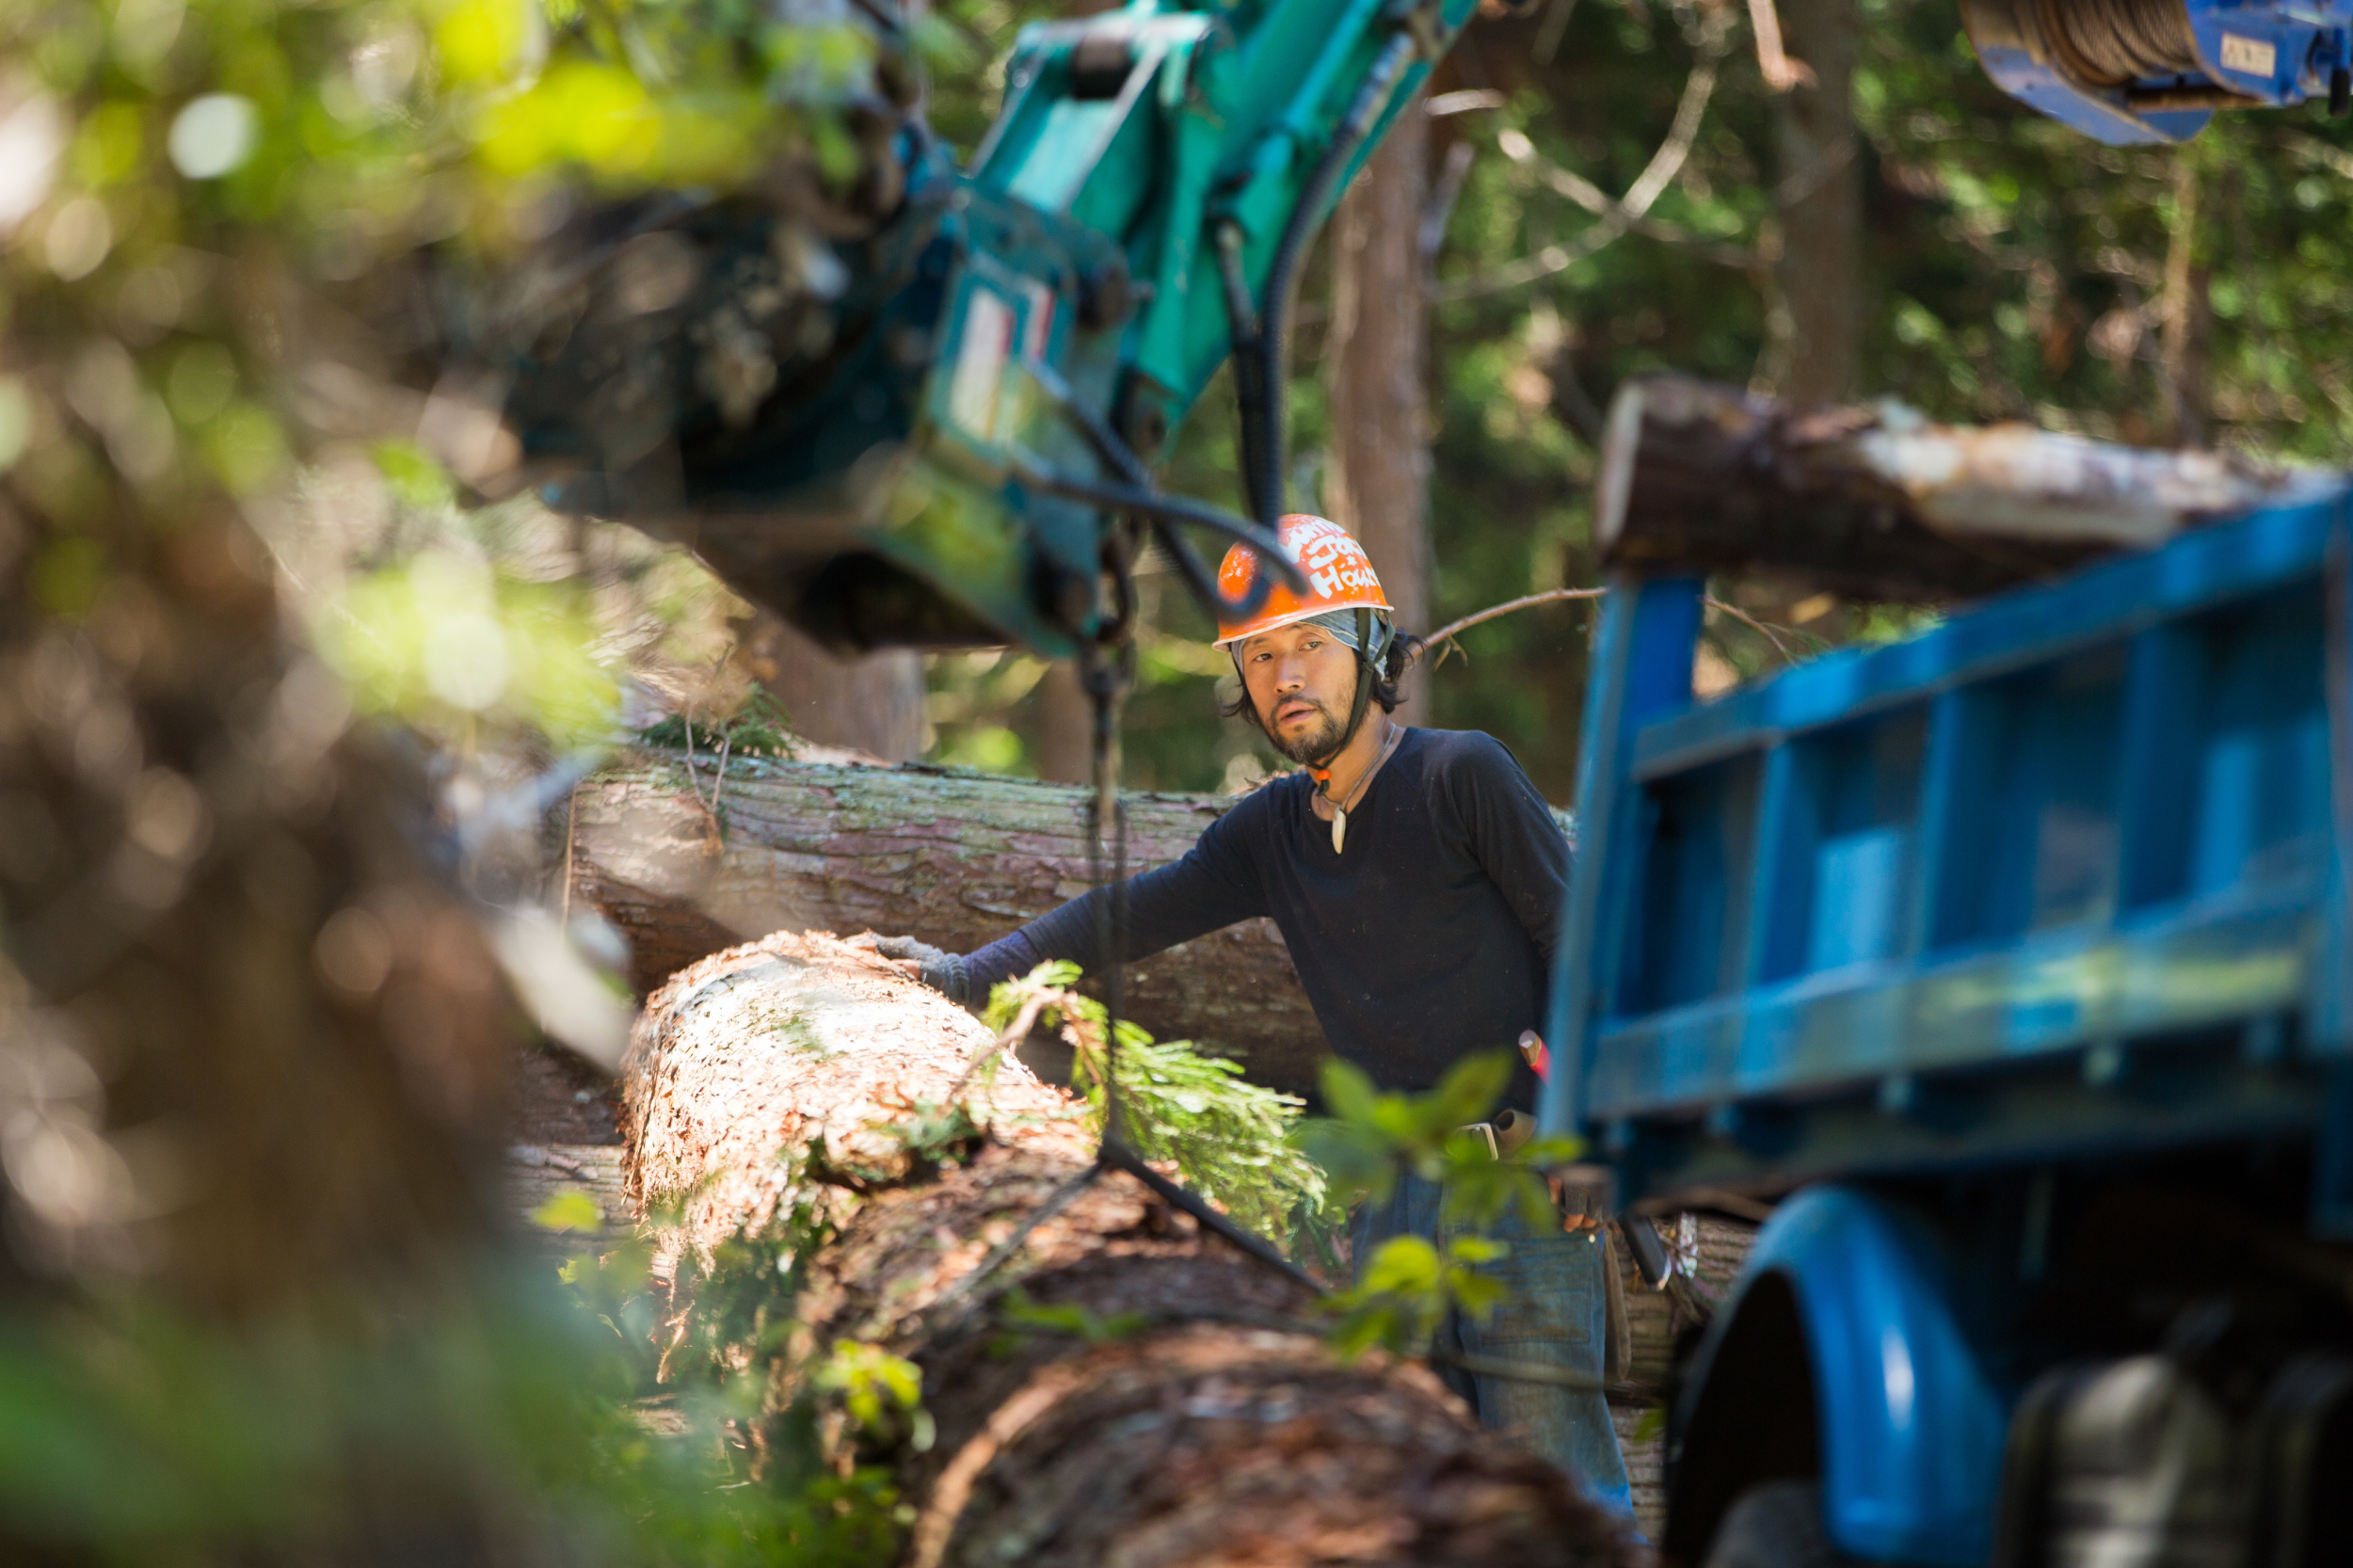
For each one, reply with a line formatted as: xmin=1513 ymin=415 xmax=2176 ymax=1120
xmin=1211 ymin=514 xmax=1390 ymax=647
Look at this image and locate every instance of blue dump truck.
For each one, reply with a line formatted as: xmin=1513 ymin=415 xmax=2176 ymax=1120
xmin=1541 ymin=496 xmax=2353 ymax=1566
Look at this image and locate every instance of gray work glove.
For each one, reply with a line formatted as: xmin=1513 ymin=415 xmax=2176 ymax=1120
xmin=870 ymin=935 xmax=970 ymax=1006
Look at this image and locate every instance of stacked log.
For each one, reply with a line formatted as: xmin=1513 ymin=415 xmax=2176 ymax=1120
xmin=568 ymin=750 xmax=1327 ymax=1091
xmin=572 ymin=754 xmax=1745 ymax=1552
xmin=1606 ymin=1214 xmax=1758 ymax=1542
xmin=567 ymin=748 xmax=1580 ymax=1098
xmin=623 ymin=929 xmax=1635 ymax=1567
xmin=1595 ymin=373 xmax=2336 ymax=600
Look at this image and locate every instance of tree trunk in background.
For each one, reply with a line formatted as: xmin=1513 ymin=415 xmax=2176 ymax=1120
xmin=568 ymin=751 xmax=1334 ymax=1092
xmin=1329 ymin=99 xmax=1433 ymax=709
xmin=743 ymin=613 xmax=926 ymax=761
xmin=626 ymin=930 xmax=1631 ymax=1568
xmin=1033 ymin=659 xmax=1094 ymax=784
xmin=1767 ymin=0 xmax=1862 ymax=407
xmin=2160 ymin=155 xmax=2212 ymax=449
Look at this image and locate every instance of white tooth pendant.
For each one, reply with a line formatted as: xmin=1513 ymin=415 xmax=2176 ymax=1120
xmin=1332 ymin=808 xmax=1347 ymax=854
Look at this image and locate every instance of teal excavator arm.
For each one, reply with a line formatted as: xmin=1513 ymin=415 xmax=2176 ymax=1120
xmin=506 ymin=0 xmax=1481 ymax=657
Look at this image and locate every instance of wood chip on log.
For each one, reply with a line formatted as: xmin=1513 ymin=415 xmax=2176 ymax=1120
xmin=624 ymin=930 xmax=1636 ymax=1567
xmin=1594 ymin=373 xmax=2339 ymax=601
xmin=571 ymin=750 xmax=1332 ymax=1093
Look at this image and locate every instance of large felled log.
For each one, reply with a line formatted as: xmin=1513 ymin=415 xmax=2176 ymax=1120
xmin=1595 ymin=373 xmax=2335 ymax=600
xmin=569 ymin=749 xmax=1332 ymax=1092
xmin=626 ymin=930 xmax=1632 ymax=1567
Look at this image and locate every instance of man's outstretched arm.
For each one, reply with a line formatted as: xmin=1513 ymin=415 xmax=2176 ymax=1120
xmin=886 ymin=808 xmax=1270 ymax=1006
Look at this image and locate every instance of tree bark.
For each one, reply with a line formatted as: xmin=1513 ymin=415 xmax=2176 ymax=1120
xmin=741 ymin=611 xmax=928 ymax=761
xmin=1764 ymin=0 xmax=1862 ymax=407
xmin=1032 ymin=659 xmax=1095 ymax=785
xmin=1329 ymin=99 xmax=1434 ymax=707
xmin=626 ymin=929 xmax=1633 ymax=1568
xmin=568 ymin=751 xmax=1333 ymax=1092
xmin=1594 ymin=374 xmax=2328 ymax=601
xmin=2158 ymin=154 xmax=2212 ymax=450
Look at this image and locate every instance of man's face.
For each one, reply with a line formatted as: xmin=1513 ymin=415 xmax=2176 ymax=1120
xmin=1237 ymin=622 xmax=1359 ymax=763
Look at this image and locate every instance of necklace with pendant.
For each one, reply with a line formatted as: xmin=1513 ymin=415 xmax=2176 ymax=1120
xmin=1317 ymin=725 xmax=1403 ymax=854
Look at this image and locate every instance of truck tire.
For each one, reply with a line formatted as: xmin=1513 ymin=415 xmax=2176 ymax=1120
xmin=1704 ymin=1480 xmax=1844 ymax=1568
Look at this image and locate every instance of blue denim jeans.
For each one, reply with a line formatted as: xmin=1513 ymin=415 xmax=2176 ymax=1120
xmin=1352 ymin=1166 xmax=1634 ymax=1517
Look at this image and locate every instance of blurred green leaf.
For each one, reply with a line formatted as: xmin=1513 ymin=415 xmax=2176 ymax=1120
xmin=316 ymin=551 xmax=619 ymax=746
xmin=369 ymin=440 xmax=455 ymax=511
xmin=1320 ymin=1233 xmax=1515 ymax=1358
xmin=530 ymin=1191 xmax=602 ymax=1233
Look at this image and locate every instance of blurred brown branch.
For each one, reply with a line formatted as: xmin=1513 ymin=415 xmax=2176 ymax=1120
xmin=1415 ymin=587 xmax=1609 ymax=668
xmin=1433 ymin=9 xmax=1736 ymax=301
xmin=1745 ymin=0 xmax=1817 ymax=89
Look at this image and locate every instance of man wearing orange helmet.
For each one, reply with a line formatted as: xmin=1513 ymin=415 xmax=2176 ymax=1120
xmin=887 ymin=513 xmax=1631 ymax=1514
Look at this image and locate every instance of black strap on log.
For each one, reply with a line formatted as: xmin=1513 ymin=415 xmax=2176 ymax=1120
xmin=1096 ymin=1139 xmax=1323 ymax=1294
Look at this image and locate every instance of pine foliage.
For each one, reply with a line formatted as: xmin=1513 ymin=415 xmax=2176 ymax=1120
xmin=980 ymin=962 xmax=1326 ymax=1241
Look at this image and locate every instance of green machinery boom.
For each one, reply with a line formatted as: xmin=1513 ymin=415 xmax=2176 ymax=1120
xmin=511 ymin=0 xmax=1481 ymax=655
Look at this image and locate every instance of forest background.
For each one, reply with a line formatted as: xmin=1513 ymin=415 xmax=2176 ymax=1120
xmin=0 ymin=0 xmax=2347 ymax=1552
xmin=909 ymin=0 xmax=2353 ymax=804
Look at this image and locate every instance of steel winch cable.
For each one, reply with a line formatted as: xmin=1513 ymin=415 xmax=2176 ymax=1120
xmin=1077 ymin=634 xmax=1133 ymax=1146
xmin=1021 ymin=34 xmax=1428 ymax=1295
xmin=1070 ymin=556 xmax=1326 ymax=1298
xmin=2039 ymin=0 xmax=2201 ymax=84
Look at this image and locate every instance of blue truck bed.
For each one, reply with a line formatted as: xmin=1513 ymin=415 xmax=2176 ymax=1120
xmin=1541 ymin=489 xmax=2353 ymax=1240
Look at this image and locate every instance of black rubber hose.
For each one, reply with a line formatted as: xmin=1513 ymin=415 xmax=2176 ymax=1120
xmin=1022 ymin=357 xmax=1156 ymax=488
xmin=1154 ymin=517 xmax=1275 ymax=626
xmin=1215 ymin=222 xmax=1278 ymax=528
xmin=1250 ymin=31 xmax=1417 ymax=526
xmin=1018 ymin=324 xmax=1300 ymax=626
xmin=1014 ymin=461 xmax=1307 ymax=623
xmin=1014 ymin=464 xmax=1304 ymax=585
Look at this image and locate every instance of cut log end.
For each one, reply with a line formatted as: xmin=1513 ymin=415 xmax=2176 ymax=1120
xmin=1591 ymin=378 xmax=1645 ymax=555
xmin=621 ymin=928 xmax=1088 ymax=1261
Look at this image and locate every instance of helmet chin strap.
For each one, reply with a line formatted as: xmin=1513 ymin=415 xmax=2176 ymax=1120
xmin=1305 ymin=608 xmax=1379 ymax=798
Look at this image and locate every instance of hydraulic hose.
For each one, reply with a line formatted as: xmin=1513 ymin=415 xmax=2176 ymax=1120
xmin=1155 ymin=518 xmax=1274 ymax=627
xmin=1215 ymin=222 xmax=1278 ymax=531
xmin=1012 ymin=459 xmax=1308 ymax=623
xmin=1015 ymin=463 xmax=1302 ymax=574
xmin=1250 ymin=30 xmax=1419 ymax=526
xmin=1017 ymin=308 xmax=1305 ymax=627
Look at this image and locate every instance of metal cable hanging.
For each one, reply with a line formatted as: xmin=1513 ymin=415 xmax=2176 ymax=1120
xmin=1075 ymin=544 xmax=1322 ymax=1296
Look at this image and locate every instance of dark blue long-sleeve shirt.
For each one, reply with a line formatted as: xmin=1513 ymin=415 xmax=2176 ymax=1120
xmin=964 ymin=728 xmax=1571 ymax=1110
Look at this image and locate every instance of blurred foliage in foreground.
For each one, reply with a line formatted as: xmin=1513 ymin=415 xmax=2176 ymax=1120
xmin=0 ymin=1273 xmax=904 ymax=1564
xmin=0 ymin=0 xmax=936 ymax=1557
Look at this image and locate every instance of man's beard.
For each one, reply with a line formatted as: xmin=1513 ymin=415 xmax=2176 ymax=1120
xmin=1264 ymin=698 xmax=1344 ymax=764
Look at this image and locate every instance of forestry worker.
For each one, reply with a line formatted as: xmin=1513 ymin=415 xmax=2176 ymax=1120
xmin=886 ymin=512 xmax=1629 ymax=1517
